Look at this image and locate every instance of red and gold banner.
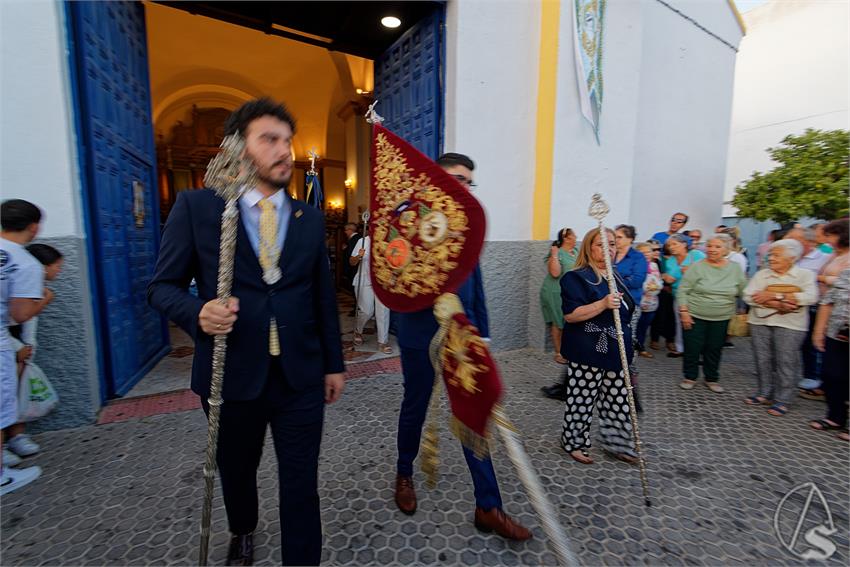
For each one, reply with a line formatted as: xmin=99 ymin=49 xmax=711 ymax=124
xmin=441 ymin=310 xmax=503 ymax=455
xmin=369 ymin=125 xmax=485 ymax=312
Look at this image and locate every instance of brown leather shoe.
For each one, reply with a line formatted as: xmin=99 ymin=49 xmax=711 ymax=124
xmin=225 ymin=533 xmax=254 ymax=566
xmin=394 ymin=474 xmax=417 ymax=515
xmin=474 ymin=507 xmax=532 ymax=541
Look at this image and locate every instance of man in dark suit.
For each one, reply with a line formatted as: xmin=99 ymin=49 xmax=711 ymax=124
xmin=393 ymin=153 xmax=531 ymax=541
xmin=148 ymin=98 xmax=345 ymax=566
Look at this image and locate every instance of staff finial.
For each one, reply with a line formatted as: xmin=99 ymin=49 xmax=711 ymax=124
xmin=588 ymin=193 xmax=610 ymax=222
xmin=307 ymin=148 xmax=319 ymax=176
xmin=205 ymin=134 xmax=257 ymax=200
xmin=365 ymin=100 xmax=384 ymax=125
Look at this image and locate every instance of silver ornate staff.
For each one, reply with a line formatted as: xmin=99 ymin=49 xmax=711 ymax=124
xmin=198 ymin=134 xmax=258 ymax=565
xmin=588 ymin=193 xmax=651 ymax=507
xmin=493 ymin=409 xmax=579 ymax=566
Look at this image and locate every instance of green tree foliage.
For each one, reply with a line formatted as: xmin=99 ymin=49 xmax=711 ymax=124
xmin=732 ymin=129 xmax=849 ymax=223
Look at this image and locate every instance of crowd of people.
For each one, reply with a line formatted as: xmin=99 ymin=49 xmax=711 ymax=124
xmin=3 ymin=97 xmax=845 ymax=566
xmin=539 ymin=212 xmax=850 ymax=463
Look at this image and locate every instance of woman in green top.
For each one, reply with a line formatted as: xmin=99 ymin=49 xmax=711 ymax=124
xmin=540 ymin=228 xmax=578 ymax=364
xmin=677 ymin=234 xmax=747 ymax=392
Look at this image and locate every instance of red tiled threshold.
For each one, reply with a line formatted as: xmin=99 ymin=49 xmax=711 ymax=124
xmin=345 ymin=356 xmax=401 ymax=379
xmin=96 ymin=356 xmax=401 ymax=425
xmin=97 ymin=389 xmax=200 ymax=425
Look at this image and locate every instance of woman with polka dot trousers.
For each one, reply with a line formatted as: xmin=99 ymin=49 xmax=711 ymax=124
xmin=558 ymin=228 xmax=637 ymax=465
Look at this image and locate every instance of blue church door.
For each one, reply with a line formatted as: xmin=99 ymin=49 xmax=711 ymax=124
xmin=374 ymin=7 xmax=445 ymax=159
xmin=374 ymin=7 xmax=444 ymax=337
xmin=66 ymin=1 xmax=169 ymax=399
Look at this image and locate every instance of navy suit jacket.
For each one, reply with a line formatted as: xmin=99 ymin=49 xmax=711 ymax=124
xmin=396 ymin=264 xmax=490 ymax=351
xmin=147 ymin=189 xmax=345 ymax=401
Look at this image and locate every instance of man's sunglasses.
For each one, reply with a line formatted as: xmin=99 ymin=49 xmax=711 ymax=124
xmin=670 ymin=217 xmax=687 ymax=223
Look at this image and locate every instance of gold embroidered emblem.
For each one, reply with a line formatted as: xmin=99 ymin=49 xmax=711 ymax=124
xmin=443 ymin=317 xmax=488 ymax=395
xmin=371 ymin=132 xmax=469 ymax=299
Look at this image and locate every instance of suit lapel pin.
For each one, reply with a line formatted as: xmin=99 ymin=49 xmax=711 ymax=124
xmin=295 ymin=210 xmax=303 ymax=219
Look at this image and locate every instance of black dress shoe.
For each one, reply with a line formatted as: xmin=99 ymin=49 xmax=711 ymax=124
xmin=541 ymin=384 xmax=567 ymax=401
xmin=226 ymin=533 xmax=254 ymax=566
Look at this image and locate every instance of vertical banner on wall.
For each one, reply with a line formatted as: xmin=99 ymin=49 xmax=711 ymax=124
xmin=572 ymin=0 xmax=606 ymax=142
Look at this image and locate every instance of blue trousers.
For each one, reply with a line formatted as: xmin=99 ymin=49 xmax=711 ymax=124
xmin=396 ymin=347 xmax=503 ymax=510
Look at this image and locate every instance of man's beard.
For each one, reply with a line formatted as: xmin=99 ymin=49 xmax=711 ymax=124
xmin=258 ymin=169 xmax=291 ymax=189
xmin=257 ymin=159 xmax=292 ymax=189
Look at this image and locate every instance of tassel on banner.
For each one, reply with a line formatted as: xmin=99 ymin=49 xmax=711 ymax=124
xmin=449 ymin=416 xmax=492 ymax=460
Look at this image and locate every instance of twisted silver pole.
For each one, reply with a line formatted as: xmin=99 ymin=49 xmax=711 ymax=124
xmin=198 ymin=135 xmax=257 ymax=565
xmin=588 ymin=193 xmax=651 ymax=506
xmin=493 ymin=409 xmax=579 ymax=566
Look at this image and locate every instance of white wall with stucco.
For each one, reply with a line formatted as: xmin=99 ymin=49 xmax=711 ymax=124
xmin=550 ymin=0 xmax=741 ymax=242
xmin=0 ymin=0 xmax=83 ymax=238
xmin=723 ymin=0 xmax=850 ymax=217
xmin=0 ymin=1 xmax=102 ymax=430
xmin=550 ymin=0 xmax=644 ymax=240
xmin=629 ymin=0 xmax=740 ymax=239
xmin=444 ymin=0 xmax=541 ymax=242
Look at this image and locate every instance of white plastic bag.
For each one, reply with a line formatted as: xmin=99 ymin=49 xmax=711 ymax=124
xmin=17 ymin=362 xmax=59 ymax=422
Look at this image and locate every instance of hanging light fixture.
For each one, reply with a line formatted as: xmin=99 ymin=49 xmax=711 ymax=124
xmin=381 ymin=16 xmax=401 ymax=29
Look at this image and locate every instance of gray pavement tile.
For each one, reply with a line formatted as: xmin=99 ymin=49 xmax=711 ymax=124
xmin=1 ymin=340 xmax=849 ymax=566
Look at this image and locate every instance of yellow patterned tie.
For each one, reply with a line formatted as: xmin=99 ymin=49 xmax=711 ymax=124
xmin=258 ymin=198 xmax=281 ymax=355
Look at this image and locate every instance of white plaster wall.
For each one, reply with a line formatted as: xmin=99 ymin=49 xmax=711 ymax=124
xmin=444 ymin=0 xmax=540 ymax=242
xmin=629 ymin=0 xmax=741 ymax=238
xmin=723 ymin=0 xmax=850 ymax=216
xmin=0 ymin=0 xmax=82 ymax=238
xmin=550 ymin=0 xmax=740 ymax=240
xmin=550 ymin=0 xmax=644 ymax=240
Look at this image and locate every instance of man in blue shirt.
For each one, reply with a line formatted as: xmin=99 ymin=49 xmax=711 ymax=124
xmin=652 ymin=212 xmax=692 ymax=248
xmin=392 ymin=153 xmax=531 ymax=541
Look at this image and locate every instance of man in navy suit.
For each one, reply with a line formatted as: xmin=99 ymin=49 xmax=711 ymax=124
xmin=148 ymin=98 xmax=345 ymax=566
xmin=393 ymin=153 xmax=531 ymax=541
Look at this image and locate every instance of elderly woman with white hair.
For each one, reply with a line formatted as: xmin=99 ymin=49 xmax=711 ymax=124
xmin=743 ymin=238 xmax=817 ymax=416
xmin=676 ymin=233 xmax=747 ymax=392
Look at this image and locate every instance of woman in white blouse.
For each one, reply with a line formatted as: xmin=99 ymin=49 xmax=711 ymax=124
xmin=743 ymin=239 xmax=817 ymax=417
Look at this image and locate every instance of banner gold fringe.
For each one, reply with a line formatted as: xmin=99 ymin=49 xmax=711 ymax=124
xmin=449 ymin=416 xmax=492 ymax=459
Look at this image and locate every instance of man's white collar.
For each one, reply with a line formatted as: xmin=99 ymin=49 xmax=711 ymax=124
xmin=241 ymin=187 xmax=285 ymax=208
